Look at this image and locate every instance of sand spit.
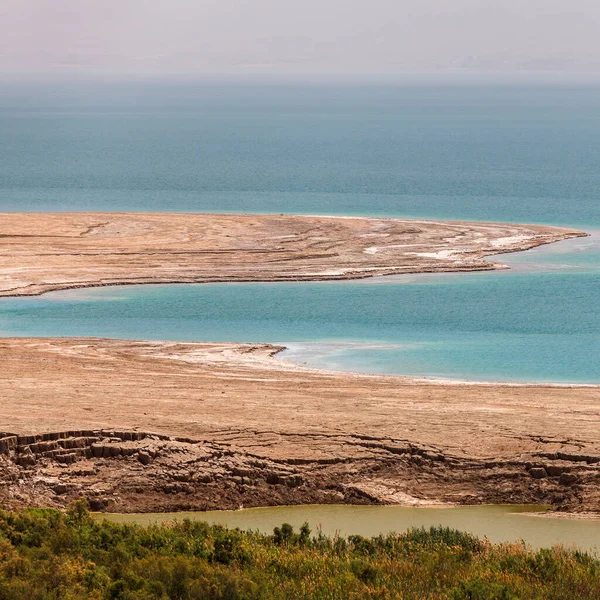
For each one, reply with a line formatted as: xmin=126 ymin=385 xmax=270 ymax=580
xmin=0 ymin=212 xmax=585 ymax=296
xmin=1 ymin=338 xmax=599 ymax=514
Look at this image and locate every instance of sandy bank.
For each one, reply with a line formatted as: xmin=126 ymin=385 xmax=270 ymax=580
xmin=1 ymin=338 xmax=598 ymax=514
xmin=0 ymin=212 xmax=585 ymax=296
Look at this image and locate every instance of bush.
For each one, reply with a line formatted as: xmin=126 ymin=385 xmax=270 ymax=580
xmin=0 ymin=503 xmax=596 ymax=599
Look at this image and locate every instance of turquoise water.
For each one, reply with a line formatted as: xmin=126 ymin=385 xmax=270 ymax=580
xmin=1 ymin=236 xmax=598 ymax=383
xmin=1 ymin=82 xmax=599 ymax=383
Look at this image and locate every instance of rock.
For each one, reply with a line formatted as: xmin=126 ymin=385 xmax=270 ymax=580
xmin=422 ymin=451 xmax=445 ymax=462
xmin=266 ymin=474 xmax=281 ymax=485
xmin=56 ymin=452 xmax=78 ymax=464
xmin=559 ymin=473 xmax=578 ymax=486
xmin=31 ymin=441 xmax=58 ymax=454
xmin=18 ymin=435 xmax=37 ymax=446
xmin=544 ymin=465 xmax=565 ymax=477
xmin=67 ymin=437 xmax=87 ymax=450
xmin=232 ymin=467 xmax=252 ymax=478
xmin=108 ymin=446 xmax=122 ymax=458
xmin=529 ymin=468 xmax=547 ymax=479
xmin=281 ymin=475 xmax=303 ymax=487
xmin=0 ymin=436 xmax=18 ymax=454
xmin=16 ymin=447 xmax=36 ymax=466
xmin=138 ymin=451 xmax=151 ymax=465
xmin=557 ymin=452 xmax=597 ymax=464
xmin=17 ymin=454 xmax=36 ymax=467
xmin=91 ymin=443 xmax=104 ymax=458
xmin=88 ymin=498 xmax=109 ymax=511
xmin=70 ymin=467 xmax=96 ymax=477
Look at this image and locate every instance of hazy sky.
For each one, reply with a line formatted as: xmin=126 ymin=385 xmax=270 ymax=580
xmin=1 ymin=0 xmax=599 ymax=77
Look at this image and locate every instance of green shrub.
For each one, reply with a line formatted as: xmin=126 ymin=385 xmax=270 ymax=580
xmin=0 ymin=502 xmax=595 ymax=599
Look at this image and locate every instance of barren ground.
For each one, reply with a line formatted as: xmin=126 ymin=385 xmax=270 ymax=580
xmin=1 ymin=339 xmax=598 ymax=514
xmin=0 ymin=212 xmax=584 ymax=296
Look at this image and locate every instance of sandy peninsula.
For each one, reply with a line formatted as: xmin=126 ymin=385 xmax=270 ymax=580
xmin=0 ymin=212 xmax=585 ymax=296
xmin=1 ymin=338 xmax=599 ymax=514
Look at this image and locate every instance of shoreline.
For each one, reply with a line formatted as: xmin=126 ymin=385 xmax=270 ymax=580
xmin=0 ymin=212 xmax=586 ymax=297
xmin=276 ymin=344 xmax=600 ymax=388
xmin=0 ymin=212 xmax=597 ymax=517
xmin=1 ymin=338 xmax=599 ymax=516
xmin=100 ymin=502 xmax=600 ymax=523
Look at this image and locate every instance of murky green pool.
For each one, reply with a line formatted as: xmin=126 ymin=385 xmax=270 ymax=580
xmin=98 ymin=504 xmax=600 ymax=553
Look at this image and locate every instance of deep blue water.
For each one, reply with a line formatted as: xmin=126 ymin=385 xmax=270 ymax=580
xmin=1 ymin=81 xmax=599 ymax=382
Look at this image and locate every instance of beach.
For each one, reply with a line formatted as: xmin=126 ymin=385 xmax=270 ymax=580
xmin=1 ymin=337 xmax=598 ymax=514
xmin=0 ymin=212 xmax=584 ymax=296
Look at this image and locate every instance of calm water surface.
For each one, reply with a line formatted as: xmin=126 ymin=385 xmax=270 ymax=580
xmin=1 ymin=82 xmax=598 ymax=383
xmin=2 ymin=81 xmax=600 ymax=228
xmin=1 ymin=234 xmax=598 ymax=383
xmin=99 ymin=504 xmax=600 ymax=553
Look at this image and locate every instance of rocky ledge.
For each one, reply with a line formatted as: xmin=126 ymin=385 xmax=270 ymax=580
xmin=1 ymin=338 xmax=599 ymax=515
xmin=1 ymin=429 xmax=598 ymax=515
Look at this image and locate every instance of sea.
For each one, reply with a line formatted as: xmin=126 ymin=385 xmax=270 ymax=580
xmin=1 ymin=80 xmax=599 ymax=383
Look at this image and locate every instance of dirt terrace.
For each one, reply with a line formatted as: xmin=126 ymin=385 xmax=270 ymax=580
xmin=0 ymin=212 xmax=585 ymax=296
xmin=1 ymin=338 xmax=598 ymax=514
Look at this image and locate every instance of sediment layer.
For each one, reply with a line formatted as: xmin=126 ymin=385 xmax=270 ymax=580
xmin=0 ymin=212 xmax=585 ymax=296
xmin=1 ymin=338 xmax=598 ymax=514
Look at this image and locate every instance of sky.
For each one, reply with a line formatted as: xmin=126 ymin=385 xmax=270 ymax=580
xmin=1 ymin=0 xmax=599 ymax=77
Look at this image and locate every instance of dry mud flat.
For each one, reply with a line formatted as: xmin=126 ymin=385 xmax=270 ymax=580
xmin=1 ymin=339 xmax=599 ymax=515
xmin=0 ymin=212 xmax=585 ymax=296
